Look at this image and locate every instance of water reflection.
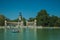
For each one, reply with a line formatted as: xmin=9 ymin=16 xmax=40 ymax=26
xmin=5 ymin=27 xmax=37 ymax=40
xmin=37 ymin=29 xmax=60 ymax=40
xmin=0 ymin=29 xmax=4 ymax=40
xmin=0 ymin=28 xmax=60 ymax=40
xmin=23 ymin=28 xmax=37 ymax=40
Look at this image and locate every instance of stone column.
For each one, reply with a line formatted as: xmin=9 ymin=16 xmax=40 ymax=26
xmin=26 ymin=21 xmax=28 ymax=26
xmin=5 ymin=20 xmax=7 ymax=32
xmin=34 ymin=19 xmax=37 ymax=26
xmin=5 ymin=20 xmax=7 ymax=26
xmin=18 ymin=21 xmax=20 ymax=26
xmin=21 ymin=21 xmax=23 ymax=26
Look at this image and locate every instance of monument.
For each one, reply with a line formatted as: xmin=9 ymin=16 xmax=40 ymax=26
xmin=5 ymin=12 xmax=37 ymax=27
xmin=5 ymin=12 xmax=23 ymax=27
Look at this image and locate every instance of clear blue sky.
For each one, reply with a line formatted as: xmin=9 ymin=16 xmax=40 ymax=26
xmin=0 ymin=0 xmax=60 ymax=20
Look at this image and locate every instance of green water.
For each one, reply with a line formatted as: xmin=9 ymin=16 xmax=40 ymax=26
xmin=37 ymin=29 xmax=60 ymax=40
xmin=0 ymin=29 xmax=4 ymax=40
xmin=0 ymin=28 xmax=60 ymax=40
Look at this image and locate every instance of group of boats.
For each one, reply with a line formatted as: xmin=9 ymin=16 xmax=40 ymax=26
xmin=6 ymin=26 xmax=20 ymax=33
xmin=11 ymin=28 xmax=20 ymax=33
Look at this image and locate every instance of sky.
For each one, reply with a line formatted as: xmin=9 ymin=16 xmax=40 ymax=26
xmin=0 ymin=0 xmax=60 ymax=20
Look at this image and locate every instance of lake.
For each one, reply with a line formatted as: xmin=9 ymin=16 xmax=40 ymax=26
xmin=0 ymin=27 xmax=60 ymax=40
xmin=0 ymin=29 xmax=4 ymax=40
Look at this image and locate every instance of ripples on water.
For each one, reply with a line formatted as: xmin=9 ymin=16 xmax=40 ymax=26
xmin=0 ymin=28 xmax=60 ymax=40
xmin=37 ymin=29 xmax=60 ymax=40
xmin=0 ymin=29 xmax=4 ymax=40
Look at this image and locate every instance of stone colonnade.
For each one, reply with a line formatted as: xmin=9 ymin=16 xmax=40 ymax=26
xmin=5 ymin=19 xmax=37 ymax=26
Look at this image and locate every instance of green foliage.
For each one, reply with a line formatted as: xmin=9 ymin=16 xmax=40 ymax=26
xmin=36 ymin=10 xmax=49 ymax=26
xmin=0 ymin=14 xmax=5 ymax=26
xmin=0 ymin=10 xmax=60 ymax=27
xmin=48 ymin=16 xmax=59 ymax=26
xmin=22 ymin=17 xmax=26 ymax=26
xmin=54 ymin=18 xmax=60 ymax=27
xmin=28 ymin=17 xmax=35 ymax=22
xmin=36 ymin=9 xmax=60 ymax=27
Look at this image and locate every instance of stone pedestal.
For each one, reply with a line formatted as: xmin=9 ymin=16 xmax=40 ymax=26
xmin=5 ymin=20 xmax=7 ymax=26
xmin=34 ymin=19 xmax=37 ymax=26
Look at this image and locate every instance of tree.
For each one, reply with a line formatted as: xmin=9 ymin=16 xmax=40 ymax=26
xmin=28 ymin=17 xmax=35 ymax=22
xmin=0 ymin=14 xmax=6 ymax=26
xmin=48 ymin=15 xmax=58 ymax=26
xmin=22 ymin=17 xmax=26 ymax=26
xmin=54 ymin=18 xmax=60 ymax=27
xmin=36 ymin=10 xmax=49 ymax=26
xmin=36 ymin=9 xmax=60 ymax=27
